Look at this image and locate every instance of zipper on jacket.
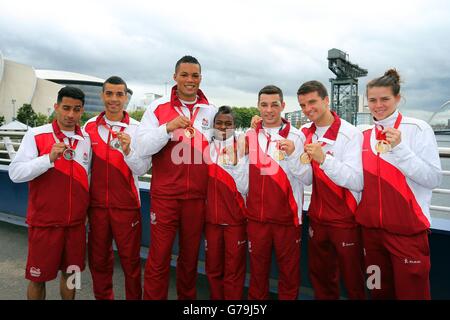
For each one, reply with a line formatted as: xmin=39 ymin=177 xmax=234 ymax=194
xmin=214 ymin=163 xmax=218 ymax=224
xmin=68 ymin=159 xmax=73 ymax=225
xmin=260 ymin=138 xmax=271 ymax=222
xmin=260 ymin=175 xmax=266 ymax=222
xmin=377 ymin=153 xmax=383 ymax=227
xmin=187 ymin=163 xmax=190 ymax=199
xmin=318 ymin=187 xmax=323 ymax=220
xmin=314 ymin=170 xmax=324 ymax=220
xmin=106 ymin=130 xmax=111 ymax=207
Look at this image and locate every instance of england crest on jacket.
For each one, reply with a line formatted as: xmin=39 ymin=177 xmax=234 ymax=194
xmin=201 ymin=118 xmax=209 ymax=131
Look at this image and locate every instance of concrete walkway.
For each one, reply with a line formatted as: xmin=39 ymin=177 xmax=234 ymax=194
xmin=0 ymin=220 xmax=212 ymax=300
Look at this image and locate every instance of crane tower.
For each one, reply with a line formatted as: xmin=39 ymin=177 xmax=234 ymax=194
xmin=328 ymin=48 xmax=367 ymax=125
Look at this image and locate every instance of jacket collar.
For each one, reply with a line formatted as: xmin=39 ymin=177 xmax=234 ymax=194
xmin=256 ymin=117 xmax=291 ymax=139
xmin=52 ymin=119 xmax=83 ymax=140
xmin=95 ymin=111 xmax=130 ymax=127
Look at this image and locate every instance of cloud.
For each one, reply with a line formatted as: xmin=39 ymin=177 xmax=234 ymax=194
xmin=1 ymin=0 xmax=450 ymax=119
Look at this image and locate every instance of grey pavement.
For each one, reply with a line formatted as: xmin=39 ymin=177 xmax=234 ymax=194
xmin=0 ymin=220 xmax=211 ymax=300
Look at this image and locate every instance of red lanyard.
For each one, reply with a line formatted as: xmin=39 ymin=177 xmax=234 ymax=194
xmin=375 ymin=113 xmax=402 ymax=141
xmin=304 ymin=129 xmax=326 ymax=148
xmin=174 ymin=105 xmax=201 ymax=125
xmin=103 ymin=124 xmax=125 ymax=142
xmin=261 ymin=124 xmax=285 ymax=152
xmin=98 ymin=117 xmax=126 ymax=142
xmin=263 ymin=131 xmax=275 ymax=155
xmin=67 ymin=137 xmax=77 ymax=149
xmin=52 ymin=120 xmax=79 ymax=150
xmin=213 ymin=138 xmax=236 ymax=163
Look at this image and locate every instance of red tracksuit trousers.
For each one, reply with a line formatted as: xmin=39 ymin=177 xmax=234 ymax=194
xmin=88 ymin=207 xmax=142 ymax=300
xmin=308 ymin=221 xmax=366 ymax=299
xmin=144 ymin=198 xmax=205 ymax=300
xmin=362 ymin=228 xmax=431 ymax=300
xmin=204 ymin=223 xmax=247 ymax=300
xmin=247 ymin=220 xmax=302 ymax=300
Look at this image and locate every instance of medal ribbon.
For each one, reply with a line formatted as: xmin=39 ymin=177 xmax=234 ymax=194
xmin=52 ymin=119 xmax=79 ymax=150
xmin=103 ymin=124 xmax=126 ymax=143
xmin=304 ymin=127 xmax=327 ymax=149
xmin=174 ymin=104 xmax=201 ymax=125
xmin=303 ymin=113 xmax=342 ymax=164
xmin=213 ymin=137 xmax=237 ymax=164
xmin=375 ymin=112 xmax=402 ymax=141
xmin=261 ymin=130 xmax=279 ymax=165
xmin=303 ymin=128 xmax=325 ymax=164
xmin=97 ymin=117 xmax=126 ymax=143
xmin=254 ymin=121 xmax=288 ymax=165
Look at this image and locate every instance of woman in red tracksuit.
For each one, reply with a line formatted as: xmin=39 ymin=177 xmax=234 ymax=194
xmin=205 ymin=106 xmax=248 ymax=300
xmin=356 ymin=69 xmax=442 ymax=299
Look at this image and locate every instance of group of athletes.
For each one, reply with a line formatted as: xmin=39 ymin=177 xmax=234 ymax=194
xmin=8 ymin=55 xmax=442 ymax=300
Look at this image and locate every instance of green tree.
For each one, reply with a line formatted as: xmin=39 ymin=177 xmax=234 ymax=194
xmin=128 ymin=109 xmax=145 ymax=122
xmin=35 ymin=113 xmax=50 ymax=126
xmin=80 ymin=112 xmax=100 ymax=125
xmin=16 ymin=104 xmax=37 ymax=127
xmin=0 ymin=115 xmax=5 ymax=126
xmin=47 ymin=111 xmax=99 ymax=126
xmin=48 ymin=111 xmax=55 ymax=123
xmin=232 ymin=107 xmax=260 ymax=129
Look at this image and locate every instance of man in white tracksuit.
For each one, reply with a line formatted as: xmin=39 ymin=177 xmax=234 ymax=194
xmin=292 ymin=80 xmax=366 ymax=299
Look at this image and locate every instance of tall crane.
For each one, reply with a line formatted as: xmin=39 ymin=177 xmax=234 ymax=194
xmin=328 ymin=48 xmax=367 ymax=125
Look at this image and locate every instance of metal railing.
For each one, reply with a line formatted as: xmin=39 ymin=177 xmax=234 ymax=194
xmin=1 ymin=130 xmax=450 ymax=215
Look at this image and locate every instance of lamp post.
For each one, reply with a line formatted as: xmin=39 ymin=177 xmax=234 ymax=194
xmin=11 ymin=99 xmax=16 ymax=121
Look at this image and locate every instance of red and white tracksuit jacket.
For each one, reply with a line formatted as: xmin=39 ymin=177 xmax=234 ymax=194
xmin=135 ymin=85 xmax=216 ymax=300
xmin=84 ymin=111 xmax=151 ymax=210
xmin=246 ymin=119 xmax=310 ymax=226
xmin=355 ymin=110 xmax=442 ymax=299
xmin=245 ymin=119 xmax=310 ymax=300
xmin=299 ymin=112 xmax=363 ymax=227
xmin=8 ymin=121 xmax=91 ymax=227
xmin=355 ymin=110 xmax=442 ymax=235
xmin=135 ymin=85 xmax=217 ymax=199
xmin=84 ymin=111 xmax=151 ymax=300
xmin=205 ymin=135 xmax=248 ymax=299
xmin=206 ymin=135 xmax=248 ymax=225
xmin=298 ymin=112 xmax=366 ymax=300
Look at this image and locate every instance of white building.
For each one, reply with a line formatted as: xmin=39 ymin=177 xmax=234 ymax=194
xmin=128 ymin=92 xmax=163 ymax=111
xmin=0 ymin=51 xmax=132 ymax=121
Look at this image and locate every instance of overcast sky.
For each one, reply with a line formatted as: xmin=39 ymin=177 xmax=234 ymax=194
xmin=1 ymin=0 xmax=450 ymax=121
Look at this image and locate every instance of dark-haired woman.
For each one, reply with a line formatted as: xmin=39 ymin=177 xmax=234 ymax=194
xmin=355 ymin=69 xmax=442 ymax=299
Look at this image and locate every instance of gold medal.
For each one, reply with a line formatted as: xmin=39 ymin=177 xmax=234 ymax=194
xmin=375 ymin=140 xmax=391 ymax=154
xmin=219 ymin=146 xmax=236 ymax=165
xmin=273 ymin=149 xmax=286 ymax=161
xmin=300 ymin=152 xmax=311 ymax=164
xmin=63 ymin=148 xmax=76 ymax=161
xmin=184 ymin=127 xmax=195 ymax=139
xmin=218 ymin=155 xmax=227 ymax=166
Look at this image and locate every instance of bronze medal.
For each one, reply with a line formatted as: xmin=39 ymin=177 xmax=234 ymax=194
xmin=184 ymin=127 xmax=195 ymax=139
xmin=375 ymin=140 xmax=391 ymax=154
xmin=300 ymin=152 xmax=311 ymax=164
xmin=63 ymin=148 xmax=76 ymax=161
